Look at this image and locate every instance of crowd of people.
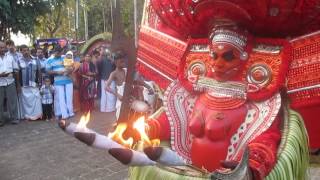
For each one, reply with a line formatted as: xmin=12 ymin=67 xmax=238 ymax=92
xmin=0 ymin=39 xmax=139 ymax=127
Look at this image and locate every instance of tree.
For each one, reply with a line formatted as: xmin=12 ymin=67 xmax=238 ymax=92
xmin=0 ymin=0 xmax=50 ymax=41
xmin=32 ymin=0 xmax=145 ymax=41
xmin=121 ymin=0 xmax=145 ymax=37
xmin=86 ymin=0 xmax=112 ymax=38
xmin=80 ymin=0 xmax=145 ymax=40
xmin=33 ymin=0 xmax=67 ymax=38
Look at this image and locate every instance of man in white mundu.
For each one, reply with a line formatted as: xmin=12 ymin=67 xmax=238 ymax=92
xmin=104 ymin=53 xmax=126 ymax=120
xmin=17 ymin=45 xmax=42 ymax=120
xmin=100 ymin=48 xmax=116 ymax=113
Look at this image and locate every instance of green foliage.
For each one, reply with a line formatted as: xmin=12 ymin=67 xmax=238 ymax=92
xmin=4 ymin=0 xmax=146 ymax=41
xmin=78 ymin=0 xmax=144 ymax=39
xmin=0 ymin=0 xmax=51 ymax=40
xmin=121 ymin=0 xmax=145 ymax=37
xmin=33 ymin=0 xmax=67 ymax=38
xmin=85 ymin=0 xmax=112 ymax=38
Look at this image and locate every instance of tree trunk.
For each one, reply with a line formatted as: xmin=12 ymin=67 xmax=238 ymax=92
xmin=49 ymin=31 xmax=54 ymax=38
xmin=111 ymin=0 xmax=137 ymax=124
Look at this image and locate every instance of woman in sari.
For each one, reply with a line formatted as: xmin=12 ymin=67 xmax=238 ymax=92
xmin=79 ymin=54 xmax=97 ymax=113
xmin=72 ymin=58 xmax=81 ymax=113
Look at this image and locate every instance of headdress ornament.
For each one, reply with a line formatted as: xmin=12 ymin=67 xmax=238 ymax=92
xmin=210 ymin=28 xmax=249 ymax=60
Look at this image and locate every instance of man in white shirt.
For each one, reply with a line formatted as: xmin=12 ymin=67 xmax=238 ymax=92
xmin=5 ymin=40 xmax=22 ymax=63
xmin=17 ymin=45 xmax=42 ymax=120
xmin=0 ymin=41 xmax=20 ymax=126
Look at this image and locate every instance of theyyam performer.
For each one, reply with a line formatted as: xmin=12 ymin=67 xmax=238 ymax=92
xmin=59 ymin=0 xmax=320 ymax=180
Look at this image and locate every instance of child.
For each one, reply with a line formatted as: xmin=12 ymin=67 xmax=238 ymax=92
xmin=40 ymin=76 xmax=55 ymax=121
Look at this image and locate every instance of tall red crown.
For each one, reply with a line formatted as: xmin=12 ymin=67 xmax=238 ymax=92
xmin=150 ymin=0 xmax=320 ymax=38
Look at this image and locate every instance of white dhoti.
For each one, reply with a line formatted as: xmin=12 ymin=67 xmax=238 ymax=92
xmin=17 ymin=93 xmax=24 ymax=120
xmin=54 ymin=83 xmax=74 ymax=119
xmin=116 ymin=82 xmax=125 ymax=120
xmin=100 ymin=80 xmax=117 ymax=112
xmin=20 ymin=86 xmax=42 ymax=120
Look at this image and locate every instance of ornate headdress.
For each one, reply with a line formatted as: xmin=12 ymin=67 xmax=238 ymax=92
xmin=209 ymin=28 xmax=249 ymax=60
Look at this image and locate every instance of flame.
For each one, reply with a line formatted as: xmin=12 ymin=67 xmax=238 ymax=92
xmin=77 ymin=112 xmax=91 ymax=129
xmin=108 ymin=123 xmax=134 ymax=148
xmin=107 ymin=116 xmax=160 ymax=148
xmin=133 ymin=116 xmax=160 ymax=147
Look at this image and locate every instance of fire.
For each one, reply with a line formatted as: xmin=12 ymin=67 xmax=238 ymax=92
xmin=77 ymin=112 xmax=91 ymax=129
xmin=107 ymin=116 xmax=160 ymax=149
xmin=108 ymin=123 xmax=134 ymax=148
xmin=133 ymin=116 xmax=160 ymax=147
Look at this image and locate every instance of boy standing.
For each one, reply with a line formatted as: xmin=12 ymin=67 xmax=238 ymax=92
xmin=40 ymin=77 xmax=54 ymax=121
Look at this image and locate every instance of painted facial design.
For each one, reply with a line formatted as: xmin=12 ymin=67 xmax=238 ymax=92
xmin=209 ymin=43 xmax=242 ymax=81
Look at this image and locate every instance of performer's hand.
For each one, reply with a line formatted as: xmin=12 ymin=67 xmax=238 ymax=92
xmin=220 ymin=160 xmax=253 ymax=179
xmin=220 ymin=160 xmax=239 ymax=170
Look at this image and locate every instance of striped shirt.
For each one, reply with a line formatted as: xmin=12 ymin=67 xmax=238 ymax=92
xmin=18 ymin=56 xmax=41 ymax=87
xmin=45 ymin=56 xmax=72 ymax=85
xmin=40 ymin=85 xmax=54 ymax=104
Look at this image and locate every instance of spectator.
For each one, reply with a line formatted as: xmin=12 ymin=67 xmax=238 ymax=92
xmin=36 ymin=48 xmax=47 ymax=85
xmin=91 ymin=49 xmax=100 ymax=70
xmin=95 ymin=47 xmax=103 ymax=98
xmin=6 ymin=41 xmax=24 ymax=120
xmin=100 ymin=48 xmax=116 ymax=113
xmin=72 ymin=55 xmax=81 ymax=113
xmin=104 ymin=53 xmax=126 ymax=120
xmin=46 ymin=46 xmax=74 ymax=121
xmin=5 ymin=40 xmax=22 ymax=63
xmin=79 ymin=54 xmax=97 ymax=113
xmin=73 ymin=50 xmax=81 ymax=62
xmin=0 ymin=41 xmax=20 ymax=126
xmin=40 ymin=76 xmax=54 ymax=121
xmin=18 ymin=45 xmax=42 ymax=121
xmin=43 ymin=43 xmax=49 ymax=58
xmin=79 ymin=53 xmax=85 ymax=63
xmin=30 ymin=48 xmax=37 ymax=58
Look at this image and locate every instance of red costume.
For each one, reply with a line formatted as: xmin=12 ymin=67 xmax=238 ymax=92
xmin=60 ymin=3 xmax=318 ymax=178
xmin=129 ymin=0 xmax=320 ymax=179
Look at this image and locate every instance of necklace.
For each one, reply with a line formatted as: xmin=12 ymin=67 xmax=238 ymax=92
xmin=200 ymin=93 xmax=246 ymax=110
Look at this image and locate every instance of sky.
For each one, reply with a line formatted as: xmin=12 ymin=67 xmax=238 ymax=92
xmin=10 ymin=32 xmax=31 ymax=46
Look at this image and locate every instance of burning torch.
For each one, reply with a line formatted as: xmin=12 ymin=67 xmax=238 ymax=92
xmin=58 ymin=101 xmax=186 ymax=167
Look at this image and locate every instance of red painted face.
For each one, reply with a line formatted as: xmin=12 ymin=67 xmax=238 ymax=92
xmin=208 ymin=43 xmax=242 ymax=81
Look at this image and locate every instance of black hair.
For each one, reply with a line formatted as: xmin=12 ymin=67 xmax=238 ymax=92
xmin=31 ymin=49 xmax=37 ymax=55
xmin=43 ymin=76 xmax=52 ymax=82
xmin=54 ymin=46 xmax=64 ymax=53
xmin=36 ymin=47 xmax=43 ymax=51
xmin=20 ymin=44 xmax=29 ymax=50
xmin=92 ymin=49 xmax=100 ymax=56
xmin=5 ymin=40 xmax=14 ymax=46
xmin=113 ymin=52 xmax=125 ymax=60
